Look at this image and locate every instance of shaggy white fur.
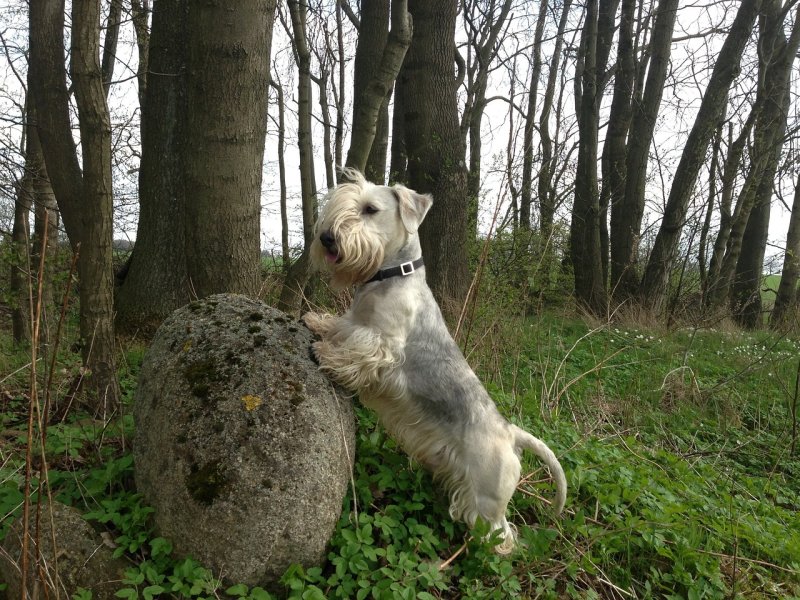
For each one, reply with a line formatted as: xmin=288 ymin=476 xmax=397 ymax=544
xmin=304 ymin=169 xmax=567 ymax=554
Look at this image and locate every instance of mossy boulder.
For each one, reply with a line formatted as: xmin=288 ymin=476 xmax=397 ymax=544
xmin=0 ymin=501 xmax=128 ymax=599
xmin=133 ymin=294 xmax=355 ymax=586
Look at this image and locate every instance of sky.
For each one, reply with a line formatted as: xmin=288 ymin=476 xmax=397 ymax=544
xmin=1 ymin=0 xmax=798 ymax=273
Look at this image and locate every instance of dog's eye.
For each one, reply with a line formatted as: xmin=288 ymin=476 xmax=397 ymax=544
xmin=363 ymin=205 xmax=379 ymax=215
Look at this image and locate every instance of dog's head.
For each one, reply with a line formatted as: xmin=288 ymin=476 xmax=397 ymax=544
xmin=310 ymin=169 xmax=432 ymax=287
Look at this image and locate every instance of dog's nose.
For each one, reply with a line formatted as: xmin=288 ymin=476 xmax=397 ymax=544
xmin=320 ymin=230 xmax=335 ymax=250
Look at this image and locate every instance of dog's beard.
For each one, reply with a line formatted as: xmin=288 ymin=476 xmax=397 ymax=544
xmin=311 ymin=222 xmax=385 ymax=288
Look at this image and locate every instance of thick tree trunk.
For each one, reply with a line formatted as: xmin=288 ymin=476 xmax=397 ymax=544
xmin=638 ymin=0 xmax=761 ymax=312
xmin=346 ymin=0 xmax=411 ymax=180
xmin=609 ymin=0 xmax=678 ymax=299
xmin=771 ymin=174 xmax=800 ymax=327
xmin=116 ymin=0 xmax=191 ymax=329
xmin=602 ymin=0 xmax=635 ymax=298
xmin=183 ymin=0 xmax=269 ymax=298
xmin=118 ymin=0 xmax=277 ymax=327
xmin=399 ymin=0 xmax=470 ymax=311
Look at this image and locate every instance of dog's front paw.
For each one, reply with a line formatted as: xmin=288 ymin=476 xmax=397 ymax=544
xmin=302 ymin=311 xmax=325 ymax=336
xmin=308 ymin=341 xmax=321 ymax=365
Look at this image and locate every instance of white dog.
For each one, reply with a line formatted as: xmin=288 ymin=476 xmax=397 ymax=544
xmin=303 ymin=170 xmax=566 ymax=553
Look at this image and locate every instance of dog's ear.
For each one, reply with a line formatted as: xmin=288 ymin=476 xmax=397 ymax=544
xmin=393 ymin=185 xmax=433 ymax=234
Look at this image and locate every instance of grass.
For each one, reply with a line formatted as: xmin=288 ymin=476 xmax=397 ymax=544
xmin=1 ymin=307 xmax=799 ymax=598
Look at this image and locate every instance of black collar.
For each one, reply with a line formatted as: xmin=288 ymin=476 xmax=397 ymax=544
xmin=365 ymin=257 xmax=424 ymax=284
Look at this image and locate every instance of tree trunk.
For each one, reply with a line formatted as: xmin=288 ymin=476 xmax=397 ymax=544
xmin=570 ymin=0 xmax=611 ymax=315
xmin=637 ymin=0 xmax=761 ymax=312
xmin=117 ymin=0 xmax=278 ymax=328
xmin=269 ymin=78 xmax=290 ymax=272
xmin=279 ymin=0 xmax=319 ymax=312
xmin=101 ymin=0 xmax=122 ymax=96
xmin=399 ymin=0 xmax=470 ymax=312
xmin=538 ymin=0 xmax=572 ymax=237
xmin=29 ymin=107 xmax=60 ymax=343
xmin=704 ymin=112 xmax=756 ymax=305
xmin=461 ymin=0 xmax=514 ymax=236
xmin=130 ymin=0 xmax=150 ymax=106
xmin=10 ymin=160 xmax=32 ymax=345
xmin=520 ymin=0 xmax=548 ymax=230
xmin=183 ymin=0 xmax=270 ymax=298
xmin=389 ymin=63 xmax=407 ymax=183
xmin=30 ymin=0 xmax=121 ymax=411
xmin=697 ymin=120 xmax=723 ymax=290
xmin=346 ymin=0 xmax=411 ymax=181
xmin=315 ymin=68 xmax=336 ymax=189
xmin=609 ymin=0 xmax=678 ymax=299
xmin=708 ymin=1 xmax=799 ymax=316
xmin=116 ymin=0 xmax=191 ymax=329
xmin=771 ymin=173 xmax=800 ymax=327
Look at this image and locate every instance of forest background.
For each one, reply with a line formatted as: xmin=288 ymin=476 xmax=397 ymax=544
xmin=1 ymin=0 xmax=800 ymax=597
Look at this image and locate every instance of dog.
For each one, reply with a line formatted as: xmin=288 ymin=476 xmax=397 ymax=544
xmin=302 ymin=170 xmax=567 ymax=553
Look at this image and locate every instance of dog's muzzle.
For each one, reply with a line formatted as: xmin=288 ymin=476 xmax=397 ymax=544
xmin=320 ymin=230 xmax=340 ymax=263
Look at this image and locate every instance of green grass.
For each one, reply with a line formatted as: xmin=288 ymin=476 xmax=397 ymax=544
xmin=1 ymin=311 xmax=799 ymax=598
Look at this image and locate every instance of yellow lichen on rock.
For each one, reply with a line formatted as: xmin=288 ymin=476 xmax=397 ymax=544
xmin=241 ymin=394 xmax=262 ymax=411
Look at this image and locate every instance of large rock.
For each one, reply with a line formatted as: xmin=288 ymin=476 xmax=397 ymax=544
xmin=0 ymin=501 xmax=128 ymax=599
xmin=133 ymin=294 xmax=355 ymax=586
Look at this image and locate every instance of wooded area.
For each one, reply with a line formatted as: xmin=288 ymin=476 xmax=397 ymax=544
xmin=2 ymin=0 xmax=800 ymax=411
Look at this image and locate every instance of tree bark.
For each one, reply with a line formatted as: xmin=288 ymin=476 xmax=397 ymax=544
xmin=707 ymin=0 xmax=799 ymax=317
xmin=116 ymin=0 xmax=191 ymax=329
xmin=28 ymin=105 xmax=60 ymax=343
xmin=279 ymin=0 xmax=319 ymax=311
xmin=183 ymin=0 xmax=270 ymax=298
xmin=461 ymin=0 xmax=514 ymax=236
xmin=398 ymin=0 xmax=470 ymax=311
xmin=638 ymin=0 xmax=761 ymax=312
xmin=30 ymin=0 xmax=121 ymax=411
xmin=538 ymin=0 xmax=572 ymax=237
xmin=346 ymin=0 xmax=411 ymax=180
xmin=771 ymin=173 xmax=800 ymax=327
xmin=10 ymin=157 xmax=32 ymax=345
xmin=314 ymin=67 xmax=336 ymax=189
xmin=570 ymin=0 xmax=613 ymax=314
xmin=269 ymin=77 xmax=290 ymax=273
xmin=117 ymin=0 xmax=278 ymax=327
xmin=130 ymin=0 xmax=150 ymax=106
xmin=520 ymin=0 xmax=548 ymax=230
xmin=609 ymin=0 xmax=678 ymax=299
xmin=704 ymin=112 xmax=756 ymax=304
xmin=730 ymin=3 xmax=800 ymax=328
xmin=101 ymin=0 xmax=122 ymax=97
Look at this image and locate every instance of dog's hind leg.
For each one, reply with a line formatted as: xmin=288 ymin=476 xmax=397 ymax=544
xmin=453 ymin=437 xmax=522 ymax=554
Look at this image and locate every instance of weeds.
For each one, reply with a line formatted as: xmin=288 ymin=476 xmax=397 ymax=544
xmin=1 ymin=274 xmax=799 ymax=597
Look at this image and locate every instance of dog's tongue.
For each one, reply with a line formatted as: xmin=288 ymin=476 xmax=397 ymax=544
xmin=325 ymin=251 xmax=339 ymax=264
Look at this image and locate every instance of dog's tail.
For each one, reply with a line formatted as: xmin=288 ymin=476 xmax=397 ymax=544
xmin=513 ymin=426 xmax=567 ymax=515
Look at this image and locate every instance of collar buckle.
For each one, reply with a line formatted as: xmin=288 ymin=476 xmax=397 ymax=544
xmin=400 ymin=261 xmax=415 ymax=276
